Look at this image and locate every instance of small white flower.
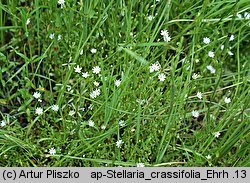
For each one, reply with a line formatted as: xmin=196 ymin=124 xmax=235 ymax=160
xmin=192 ymin=110 xmax=199 ymax=118
xmin=101 ymin=124 xmax=106 ymax=130
xmin=57 ymin=34 xmax=62 ymax=41
xmin=206 ymin=65 xmax=216 ymax=74
xmin=33 ymin=92 xmax=41 ymax=99
xmin=82 ymin=72 xmax=90 ymax=78
xmin=90 ymin=48 xmax=97 ymax=53
xmin=93 ymin=81 xmax=100 ymax=87
xmin=224 ymin=97 xmax=231 ymax=104
xmin=49 ymin=33 xmax=54 ymax=39
xmin=58 ymin=0 xmax=65 ymax=8
xmin=221 ymin=45 xmax=224 ymax=50
xmin=244 ymin=12 xmax=250 ymax=19
xmin=35 ymin=107 xmax=43 ymax=115
xmin=116 ymin=140 xmax=124 ymax=148
xmin=118 ymin=120 xmax=125 ymax=127
xmin=88 ymin=120 xmax=95 ymax=127
xmin=158 ymin=73 xmax=166 ymax=81
xmin=88 ymin=104 xmax=94 ymax=110
xmin=214 ymin=131 xmax=221 ymax=138
xmin=192 ymin=73 xmax=199 ymax=80
xmin=115 ymin=79 xmax=121 ymax=87
xmin=49 ymin=147 xmax=56 ymax=155
xmin=51 ymin=105 xmax=59 ymax=112
xmin=197 ymin=92 xmax=202 ymax=99
xmin=160 ymin=30 xmax=171 ymax=42
xmin=203 ymin=37 xmax=210 ymax=44
xmin=80 ymin=49 xmax=83 ymax=55
xmin=147 ymin=15 xmax=154 ymax=21
xmin=92 ymin=66 xmax=101 ymax=74
xmin=208 ymin=51 xmax=215 ymax=58
xmin=74 ymin=65 xmax=82 ymax=73
xmin=26 ymin=18 xmax=30 ymax=25
xmin=236 ymin=13 xmax=242 ymax=19
xmin=90 ymin=89 xmax=101 ymax=99
xmin=69 ymin=110 xmax=75 ymax=116
xmin=228 ymin=50 xmax=234 ymax=56
xmin=137 ymin=163 xmax=145 ymax=167
xmin=149 ymin=62 xmax=161 ymax=73
xmin=229 ymin=35 xmax=234 ymax=41
xmin=38 ymin=99 xmax=42 ymax=103
xmin=1 ymin=120 xmax=6 ymax=127
xmin=205 ymin=155 xmax=212 ymax=160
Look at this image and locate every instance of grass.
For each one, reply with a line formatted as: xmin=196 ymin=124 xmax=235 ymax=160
xmin=0 ymin=0 xmax=249 ymax=167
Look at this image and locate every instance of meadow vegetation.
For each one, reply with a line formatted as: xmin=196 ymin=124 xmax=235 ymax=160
xmin=0 ymin=0 xmax=249 ymax=166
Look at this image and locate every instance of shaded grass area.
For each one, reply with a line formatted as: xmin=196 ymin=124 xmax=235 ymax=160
xmin=0 ymin=0 xmax=249 ymax=166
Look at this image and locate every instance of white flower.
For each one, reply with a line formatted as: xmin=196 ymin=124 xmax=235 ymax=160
xmin=49 ymin=147 xmax=56 ymax=155
xmin=197 ymin=92 xmax=202 ymax=99
xmin=158 ymin=73 xmax=166 ymax=81
xmin=115 ymin=79 xmax=121 ymax=87
xmin=101 ymin=124 xmax=106 ymax=130
xmin=82 ymin=72 xmax=90 ymax=78
xmin=195 ymin=59 xmax=200 ymax=63
xmin=49 ymin=33 xmax=54 ymax=39
xmin=38 ymin=99 xmax=42 ymax=103
xmin=26 ymin=18 xmax=30 ymax=25
xmin=1 ymin=120 xmax=6 ymax=127
xmin=208 ymin=51 xmax=215 ymax=58
xmin=236 ymin=13 xmax=242 ymax=19
xmin=33 ymin=92 xmax=41 ymax=99
xmin=118 ymin=120 xmax=125 ymax=127
xmin=192 ymin=110 xmax=199 ymax=118
xmin=147 ymin=15 xmax=154 ymax=21
xmin=221 ymin=45 xmax=224 ymax=50
xmin=116 ymin=140 xmax=124 ymax=148
xmin=229 ymin=35 xmax=234 ymax=41
xmin=149 ymin=62 xmax=160 ymax=73
xmin=35 ymin=107 xmax=43 ymax=115
xmin=88 ymin=120 xmax=95 ymax=127
xmin=160 ymin=30 xmax=171 ymax=42
xmin=51 ymin=105 xmax=59 ymax=112
xmin=228 ymin=50 xmax=234 ymax=56
xmin=90 ymin=89 xmax=101 ymax=99
xmin=80 ymin=49 xmax=83 ymax=55
xmin=57 ymin=34 xmax=62 ymax=41
xmin=206 ymin=65 xmax=216 ymax=74
xmin=90 ymin=48 xmax=97 ymax=53
xmin=93 ymin=81 xmax=100 ymax=87
xmin=137 ymin=163 xmax=145 ymax=167
xmin=74 ymin=65 xmax=82 ymax=73
xmin=58 ymin=0 xmax=65 ymax=8
xmin=224 ymin=97 xmax=231 ymax=104
xmin=88 ymin=104 xmax=94 ymax=110
xmin=69 ymin=110 xmax=75 ymax=116
xmin=192 ymin=73 xmax=199 ymax=80
xmin=205 ymin=155 xmax=212 ymax=160
xmin=244 ymin=12 xmax=250 ymax=19
xmin=203 ymin=37 xmax=210 ymax=44
xmin=92 ymin=66 xmax=101 ymax=74
xmin=214 ymin=131 xmax=221 ymax=138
